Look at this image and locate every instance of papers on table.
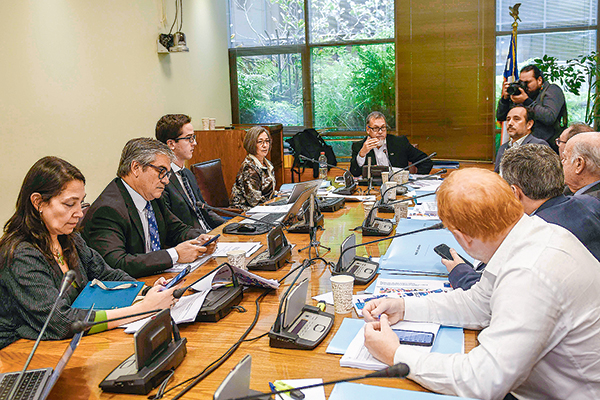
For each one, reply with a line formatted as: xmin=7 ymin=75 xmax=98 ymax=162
xmin=408 ymin=179 xmax=443 ymax=191
xmin=226 ymin=265 xmax=280 ymax=289
xmin=273 ymin=379 xmax=325 ymax=400
xmin=374 ymin=278 xmax=452 ymax=297
xmin=312 ymin=291 xmax=334 ymax=305
xmin=407 ymin=202 xmax=438 ymax=219
xmin=246 ymin=204 xmax=293 ymax=214
xmin=330 ymin=382 xmax=477 ymax=400
xmin=322 ymin=192 xmax=377 ymax=202
xmin=351 ymin=293 xmax=399 ymax=316
xmin=210 ymin=242 xmax=263 ymax=258
xmin=340 ymin=321 xmax=440 ymax=370
xmin=165 ymin=253 xmax=212 ymax=273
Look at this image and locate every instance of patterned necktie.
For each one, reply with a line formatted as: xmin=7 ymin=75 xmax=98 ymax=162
xmin=145 ymin=201 xmax=161 ymax=251
xmin=179 ymin=170 xmax=210 ymax=232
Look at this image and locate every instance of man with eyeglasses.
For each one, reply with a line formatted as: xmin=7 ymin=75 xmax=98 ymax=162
xmin=83 ymin=138 xmax=216 ymax=278
xmin=562 ymin=131 xmax=600 ymax=199
xmin=349 ymin=111 xmax=432 ymax=177
xmin=155 ymin=114 xmax=225 ymax=232
xmin=555 ymin=122 xmax=593 ymax=159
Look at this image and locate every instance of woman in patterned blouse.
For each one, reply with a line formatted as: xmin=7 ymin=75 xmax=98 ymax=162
xmin=0 ymin=156 xmax=177 ymax=349
xmin=230 ymin=126 xmax=276 ymax=210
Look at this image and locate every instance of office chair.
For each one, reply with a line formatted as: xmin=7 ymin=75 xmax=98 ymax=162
xmin=190 ymin=159 xmax=243 ymax=216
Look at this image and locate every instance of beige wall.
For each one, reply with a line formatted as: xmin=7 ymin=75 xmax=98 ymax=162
xmin=0 ymin=0 xmax=231 ymax=224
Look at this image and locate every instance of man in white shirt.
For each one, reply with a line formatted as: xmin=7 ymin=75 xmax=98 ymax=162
xmin=363 ymin=168 xmax=600 ymax=400
xmin=562 ymin=131 xmax=600 ymax=199
xmin=349 ymin=111 xmax=432 ymax=176
xmin=494 ymin=105 xmax=548 ymax=172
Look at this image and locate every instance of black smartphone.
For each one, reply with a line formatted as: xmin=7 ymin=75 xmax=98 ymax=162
xmin=434 ymin=243 xmax=473 ymax=268
xmin=163 ymin=265 xmax=191 ymax=291
xmin=394 ymin=329 xmax=435 ymax=346
xmin=201 ymin=233 xmax=221 ymax=247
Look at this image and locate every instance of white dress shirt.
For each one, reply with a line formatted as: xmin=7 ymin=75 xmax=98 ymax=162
xmin=121 ymin=179 xmax=178 ymax=264
xmin=394 ymin=215 xmax=600 ymax=400
xmin=356 ymin=141 xmax=390 ymax=167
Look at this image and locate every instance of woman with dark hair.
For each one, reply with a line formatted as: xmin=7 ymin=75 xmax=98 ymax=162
xmin=0 ymin=156 xmax=177 ymax=349
xmin=230 ymin=126 xmax=276 ymax=210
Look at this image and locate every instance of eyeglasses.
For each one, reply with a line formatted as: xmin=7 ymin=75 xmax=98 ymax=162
xmin=368 ymin=125 xmax=387 ymax=133
xmin=173 ymin=135 xmax=196 ymax=144
xmin=257 ymin=139 xmax=271 ymax=146
xmin=555 ymin=137 xmax=567 ymax=146
xmin=145 ymin=164 xmax=173 ymax=180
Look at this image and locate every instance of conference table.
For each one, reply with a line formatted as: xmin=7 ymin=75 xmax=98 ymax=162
xmin=0 ymin=191 xmax=478 ymax=400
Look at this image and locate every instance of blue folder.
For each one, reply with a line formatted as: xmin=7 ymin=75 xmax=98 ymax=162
xmin=329 ymin=382 xmax=477 ymax=399
xmin=379 ymin=220 xmax=475 ymax=274
xmin=326 ymin=317 xmax=464 ymax=355
xmin=71 ymin=281 xmax=143 ymax=310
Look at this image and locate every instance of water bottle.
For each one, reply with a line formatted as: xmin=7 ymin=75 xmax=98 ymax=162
xmin=318 ymin=151 xmax=328 ymax=179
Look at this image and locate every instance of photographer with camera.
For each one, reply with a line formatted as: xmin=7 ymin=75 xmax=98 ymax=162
xmin=497 ymin=65 xmax=567 ymax=153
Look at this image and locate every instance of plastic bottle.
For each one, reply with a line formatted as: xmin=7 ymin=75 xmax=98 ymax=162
xmin=318 ymin=151 xmax=328 ymax=179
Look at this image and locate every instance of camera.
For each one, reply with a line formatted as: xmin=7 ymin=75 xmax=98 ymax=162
xmin=507 ymin=80 xmax=527 ymax=96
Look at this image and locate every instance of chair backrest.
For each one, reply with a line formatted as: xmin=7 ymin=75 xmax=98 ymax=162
xmin=190 ymin=159 xmax=230 ymax=208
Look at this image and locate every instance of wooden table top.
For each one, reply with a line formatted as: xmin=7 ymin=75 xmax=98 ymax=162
xmin=0 ymin=193 xmax=479 ymax=399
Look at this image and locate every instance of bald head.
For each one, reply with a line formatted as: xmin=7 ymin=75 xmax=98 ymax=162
xmin=562 ymin=132 xmax=600 ymax=192
xmin=437 ymin=168 xmax=524 ymax=241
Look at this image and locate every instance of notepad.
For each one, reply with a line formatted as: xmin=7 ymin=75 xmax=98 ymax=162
xmin=72 ymin=281 xmax=143 ymax=310
xmin=329 ymin=382 xmax=477 ymax=399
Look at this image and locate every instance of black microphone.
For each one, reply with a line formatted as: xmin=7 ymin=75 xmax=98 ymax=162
xmin=388 ymin=152 xmax=436 ymax=181
xmin=363 ymin=192 xmax=437 ymax=235
xmin=380 ymin=169 xmax=446 ymax=201
xmin=196 ymin=201 xmax=279 ymax=228
xmin=298 ymin=154 xmax=349 ymax=173
xmin=7 ymin=270 xmax=77 ymax=400
xmin=229 ymin=362 xmax=410 ymax=400
xmin=71 ymin=309 xmax=162 ymax=333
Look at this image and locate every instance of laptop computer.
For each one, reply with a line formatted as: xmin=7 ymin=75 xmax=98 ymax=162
xmin=0 ymin=309 xmax=93 ymax=400
xmin=244 ymin=185 xmax=319 ymax=226
xmin=213 ymin=355 xmax=269 ymax=400
xmin=268 ymin=179 xmax=323 ymax=207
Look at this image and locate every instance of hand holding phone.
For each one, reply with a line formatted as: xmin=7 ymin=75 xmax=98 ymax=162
xmin=199 ymin=233 xmax=220 ymax=247
xmin=434 ymin=243 xmax=473 ymax=268
xmin=161 ymin=265 xmax=191 ymax=291
xmin=394 ymin=329 xmax=434 ymax=346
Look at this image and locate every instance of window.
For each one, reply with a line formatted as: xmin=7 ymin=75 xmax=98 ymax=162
xmin=228 ymin=0 xmax=395 ymax=161
xmin=495 ymin=0 xmax=598 ymax=126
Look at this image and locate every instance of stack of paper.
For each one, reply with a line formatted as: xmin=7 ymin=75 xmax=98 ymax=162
xmin=373 ymin=278 xmax=452 ymax=297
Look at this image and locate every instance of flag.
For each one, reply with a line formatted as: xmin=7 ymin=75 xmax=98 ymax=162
xmin=500 ymin=30 xmax=518 ymax=144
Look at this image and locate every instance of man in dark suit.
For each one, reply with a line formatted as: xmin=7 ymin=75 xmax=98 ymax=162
xmin=349 ymin=111 xmax=432 ymax=177
xmin=445 ymin=144 xmax=600 ymax=290
xmin=155 ymin=114 xmax=225 ymax=231
xmin=562 ymin=131 xmax=600 ymax=199
xmin=494 ymin=105 xmax=548 ymax=173
xmin=82 ymin=138 xmax=216 ymax=278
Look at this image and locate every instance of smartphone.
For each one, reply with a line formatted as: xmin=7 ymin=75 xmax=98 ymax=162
xmin=394 ymin=329 xmax=435 ymax=346
xmin=434 ymin=243 xmax=473 ymax=268
xmin=162 ymin=265 xmax=191 ymax=291
xmin=200 ymin=233 xmax=221 ymax=247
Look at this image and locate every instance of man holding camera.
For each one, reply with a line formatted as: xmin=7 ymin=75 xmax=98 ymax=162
xmin=497 ymin=64 xmax=567 ymax=153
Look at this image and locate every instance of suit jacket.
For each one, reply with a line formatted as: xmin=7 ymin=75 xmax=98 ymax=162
xmin=82 ymin=178 xmax=203 ymax=278
xmin=162 ymin=167 xmax=225 ymax=231
xmin=578 ymin=181 xmax=600 ymax=199
xmin=350 ymin=134 xmax=433 ymax=177
xmin=494 ymin=134 xmax=549 ymax=173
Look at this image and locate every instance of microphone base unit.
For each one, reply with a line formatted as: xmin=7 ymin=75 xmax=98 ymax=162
xmin=195 ymin=285 xmax=243 ymax=322
xmin=378 ymin=204 xmax=395 ymax=214
xmin=333 ymin=256 xmax=379 ymax=285
xmin=268 ymin=305 xmax=334 ymax=350
xmin=247 ymin=244 xmax=292 ymax=271
xmin=332 ymin=183 xmax=357 ymax=196
xmin=287 ymin=214 xmax=324 ymax=234
xmin=362 ymin=218 xmax=394 ymax=236
xmin=223 ymin=222 xmax=271 ymax=236
xmin=100 ymin=338 xmax=187 ymax=395
xmin=317 ymin=197 xmax=345 ymax=212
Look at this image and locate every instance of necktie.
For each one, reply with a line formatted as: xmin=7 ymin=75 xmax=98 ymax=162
xmin=145 ymin=202 xmax=161 ymax=252
xmin=179 ymin=170 xmax=210 ymax=232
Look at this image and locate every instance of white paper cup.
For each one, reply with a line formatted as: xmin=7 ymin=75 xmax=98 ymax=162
xmin=227 ymin=249 xmax=246 ymax=270
xmin=391 ymin=170 xmax=409 ymax=185
xmin=394 ymin=202 xmax=409 ymax=221
xmin=384 ymin=181 xmax=397 ymax=202
xmin=202 ymin=117 xmax=210 ymax=130
xmin=209 ymin=118 xmax=216 ymax=130
xmin=381 ymin=171 xmax=389 ymax=184
xmin=363 ymin=201 xmax=375 ymax=218
xmin=330 ymin=275 xmax=354 ymax=314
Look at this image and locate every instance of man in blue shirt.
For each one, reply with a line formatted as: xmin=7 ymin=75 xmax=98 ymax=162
xmin=446 ymin=143 xmax=600 ymax=290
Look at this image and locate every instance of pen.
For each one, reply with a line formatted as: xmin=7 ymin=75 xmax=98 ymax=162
xmin=268 ymin=382 xmax=279 ymax=400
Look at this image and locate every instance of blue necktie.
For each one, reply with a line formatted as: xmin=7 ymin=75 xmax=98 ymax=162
xmin=145 ymin=202 xmax=161 ymax=252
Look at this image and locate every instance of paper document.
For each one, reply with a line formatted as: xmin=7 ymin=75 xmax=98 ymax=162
xmin=122 ymin=290 xmax=209 ymax=333
xmin=374 ymin=278 xmax=452 ymax=297
xmin=352 ymin=293 xmax=399 ymax=316
xmin=323 ymin=193 xmax=376 ymax=202
xmin=226 ymin=265 xmax=280 ymax=289
xmin=246 ymin=204 xmax=293 ymax=214
xmin=340 ymin=321 xmax=440 ymax=370
xmin=165 ymin=253 xmax=212 ymax=273
xmin=312 ymin=291 xmax=334 ymax=305
xmin=407 ymin=202 xmax=438 ymax=219
xmin=274 ymin=379 xmax=325 ymax=400
xmin=211 ymin=242 xmax=263 ymax=258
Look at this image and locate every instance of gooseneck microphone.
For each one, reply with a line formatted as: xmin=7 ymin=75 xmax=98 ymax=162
xmin=230 ymin=362 xmax=410 ymax=400
xmin=388 ymin=152 xmax=437 ymax=181
xmin=7 ymin=270 xmax=76 ymax=400
xmin=380 ymin=168 xmax=447 ymax=201
xmin=196 ymin=201 xmax=279 ymax=228
xmin=364 ymin=192 xmax=437 ymax=230
xmin=298 ymin=154 xmax=349 ymax=173
xmin=71 ymin=309 xmax=162 ymax=333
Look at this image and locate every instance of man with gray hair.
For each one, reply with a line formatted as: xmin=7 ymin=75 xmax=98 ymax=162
xmin=443 ymin=143 xmax=600 ymax=290
xmin=83 ymin=138 xmax=216 ymax=277
xmin=349 ymin=111 xmax=432 ymax=176
xmin=562 ymin=131 xmax=600 ymax=199
xmin=555 ymin=122 xmax=594 ymax=158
